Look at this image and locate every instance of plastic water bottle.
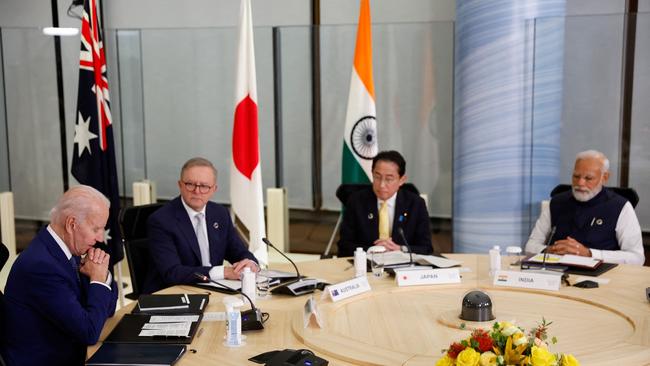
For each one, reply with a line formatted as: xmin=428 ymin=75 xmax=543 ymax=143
xmin=354 ymin=247 xmax=367 ymax=278
xmin=223 ymin=296 xmax=244 ymax=347
xmin=489 ymin=245 xmax=501 ymax=277
xmin=241 ymin=267 xmax=256 ymax=306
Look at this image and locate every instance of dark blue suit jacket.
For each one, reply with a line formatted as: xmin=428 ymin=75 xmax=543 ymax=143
xmin=142 ymin=197 xmax=257 ymax=294
xmin=337 ymin=187 xmax=433 ymax=257
xmin=0 ymin=228 xmax=117 ymax=366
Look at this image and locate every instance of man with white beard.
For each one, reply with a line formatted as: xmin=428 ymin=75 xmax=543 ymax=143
xmin=525 ymin=150 xmax=645 ymax=265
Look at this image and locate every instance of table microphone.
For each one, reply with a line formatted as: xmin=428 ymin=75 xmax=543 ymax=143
xmin=263 ymin=238 xmax=321 ymax=296
xmin=540 ymin=226 xmax=557 ymax=271
xmin=397 ymin=227 xmax=414 ymax=267
xmin=194 ymin=273 xmax=264 ymax=331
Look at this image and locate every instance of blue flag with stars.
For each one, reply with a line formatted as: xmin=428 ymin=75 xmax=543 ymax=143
xmin=71 ymin=0 xmax=123 ymax=265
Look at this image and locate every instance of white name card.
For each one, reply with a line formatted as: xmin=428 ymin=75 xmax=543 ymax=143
xmin=328 ymin=276 xmax=371 ymax=302
xmin=493 ymin=270 xmax=561 ymax=291
xmin=395 ymin=268 xmax=461 ymax=287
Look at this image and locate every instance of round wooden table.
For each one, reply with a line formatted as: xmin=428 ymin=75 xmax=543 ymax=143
xmin=90 ymin=255 xmax=650 ymax=365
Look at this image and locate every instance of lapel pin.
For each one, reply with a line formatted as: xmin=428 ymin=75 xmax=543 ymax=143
xmin=368 ymin=213 xmax=374 ymax=219
xmin=213 ymin=222 xmax=219 ymax=229
xmin=595 ymin=219 xmax=603 ymax=225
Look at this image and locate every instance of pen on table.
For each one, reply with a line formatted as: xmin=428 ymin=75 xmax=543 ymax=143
xmin=184 ymin=293 xmax=190 ymax=304
xmin=199 ymin=298 xmax=206 ymax=311
xmin=196 ymin=327 xmax=204 ymax=338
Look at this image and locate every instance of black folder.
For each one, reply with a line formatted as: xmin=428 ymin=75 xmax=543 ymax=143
xmin=133 ymin=294 xmax=209 ymax=315
xmin=104 ymin=314 xmax=201 ymax=344
xmin=86 ymin=343 xmax=186 ymax=365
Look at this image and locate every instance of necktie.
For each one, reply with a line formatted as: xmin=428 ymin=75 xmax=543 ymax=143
xmin=69 ymin=256 xmax=80 ymax=283
xmin=195 ymin=213 xmax=211 ymax=266
xmin=378 ymin=201 xmax=389 ymax=239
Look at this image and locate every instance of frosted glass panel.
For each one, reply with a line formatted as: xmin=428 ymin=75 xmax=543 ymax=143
xmin=139 ymin=28 xmax=276 ymax=203
xmin=629 ymin=13 xmax=650 ymax=230
xmin=2 ymin=29 xmax=63 ymax=219
xmin=559 ymin=14 xmax=624 ymax=181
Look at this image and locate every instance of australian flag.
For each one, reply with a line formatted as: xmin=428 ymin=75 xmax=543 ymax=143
xmin=71 ymin=0 xmax=123 ymax=266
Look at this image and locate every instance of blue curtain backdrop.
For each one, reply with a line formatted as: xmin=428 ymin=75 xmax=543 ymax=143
xmin=453 ymin=0 xmax=566 ymax=252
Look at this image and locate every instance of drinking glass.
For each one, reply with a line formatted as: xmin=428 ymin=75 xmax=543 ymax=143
xmin=256 ymin=275 xmax=271 ymax=299
xmin=368 ymin=245 xmax=387 ymax=277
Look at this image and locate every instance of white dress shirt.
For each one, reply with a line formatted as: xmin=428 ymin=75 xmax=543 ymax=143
xmin=47 ymin=225 xmax=113 ymax=289
xmin=180 ymin=199 xmax=225 ymax=280
xmin=525 ymin=201 xmax=645 ymax=265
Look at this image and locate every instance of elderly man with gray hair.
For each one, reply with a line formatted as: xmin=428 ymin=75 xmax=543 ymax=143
xmin=1 ymin=185 xmax=117 ymax=366
xmin=525 ymin=150 xmax=645 ymax=265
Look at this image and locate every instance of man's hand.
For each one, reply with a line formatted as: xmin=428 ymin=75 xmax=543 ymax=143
xmin=373 ymin=238 xmax=401 ymax=252
xmin=548 ymin=236 xmax=591 ymax=257
xmin=80 ymin=247 xmax=110 ymax=282
xmin=224 ymin=259 xmax=259 ymax=280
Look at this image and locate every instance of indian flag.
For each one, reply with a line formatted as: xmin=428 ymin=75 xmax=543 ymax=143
xmin=342 ymin=0 xmax=378 ymax=184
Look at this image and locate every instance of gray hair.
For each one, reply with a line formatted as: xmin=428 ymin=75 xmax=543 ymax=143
xmin=576 ymin=150 xmax=610 ymax=172
xmin=180 ymin=157 xmax=218 ymax=181
xmin=49 ymin=185 xmax=110 ymax=226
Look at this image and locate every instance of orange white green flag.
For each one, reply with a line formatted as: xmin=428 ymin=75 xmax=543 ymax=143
xmin=342 ymin=0 xmax=378 ymax=184
xmin=231 ymin=0 xmax=267 ymax=264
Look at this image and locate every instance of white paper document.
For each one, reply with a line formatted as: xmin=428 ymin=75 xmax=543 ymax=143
xmin=142 ymin=322 xmax=192 ymax=331
xmin=374 ymin=251 xmax=461 ymax=268
xmin=138 ymin=328 xmax=191 ymax=337
xmin=148 ymin=315 xmax=200 ymax=323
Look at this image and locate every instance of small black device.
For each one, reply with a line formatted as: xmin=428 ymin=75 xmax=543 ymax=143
xmin=193 ymin=273 xmax=265 ymax=331
xmin=249 ymin=349 xmax=329 ymax=366
xmin=263 ymin=238 xmax=329 ymax=296
xmin=573 ymin=280 xmax=599 ymax=288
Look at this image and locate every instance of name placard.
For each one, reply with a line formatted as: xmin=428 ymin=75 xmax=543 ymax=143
xmin=327 ymin=276 xmax=371 ymax=302
xmin=395 ymin=268 xmax=461 ymax=287
xmin=493 ymin=270 xmax=561 ymax=291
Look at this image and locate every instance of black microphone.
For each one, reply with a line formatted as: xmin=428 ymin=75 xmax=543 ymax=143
xmin=397 ymin=227 xmax=414 ymax=266
xmin=263 ymin=238 xmax=322 ymax=296
xmin=262 ymin=238 xmax=301 ymax=281
xmin=193 ymin=273 xmax=264 ymax=331
xmin=541 ymin=226 xmax=557 ymax=271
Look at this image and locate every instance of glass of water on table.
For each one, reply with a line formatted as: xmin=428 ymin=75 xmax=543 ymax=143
xmin=367 ymin=245 xmax=387 ymax=277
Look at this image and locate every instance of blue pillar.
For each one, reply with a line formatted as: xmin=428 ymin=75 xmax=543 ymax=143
xmin=454 ymin=0 xmax=565 ymax=252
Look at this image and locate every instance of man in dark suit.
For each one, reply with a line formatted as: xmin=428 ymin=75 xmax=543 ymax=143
xmin=143 ymin=157 xmax=258 ymax=294
xmin=1 ymin=185 xmax=117 ymax=366
xmin=338 ymin=151 xmax=433 ymax=257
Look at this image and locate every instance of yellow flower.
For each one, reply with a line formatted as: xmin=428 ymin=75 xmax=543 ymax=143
xmin=436 ymin=355 xmax=455 ymax=366
xmin=561 ymin=354 xmax=580 ymax=366
xmin=456 ymin=348 xmax=481 ymax=366
xmin=530 ymin=345 xmax=557 ymax=366
xmin=479 ymin=351 xmax=497 ymax=366
xmin=503 ymin=335 xmax=527 ymax=365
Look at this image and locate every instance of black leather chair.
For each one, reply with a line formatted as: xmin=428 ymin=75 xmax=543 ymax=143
xmin=550 ymin=184 xmax=639 ymax=208
xmin=118 ymin=203 xmax=164 ymax=299
xmin=0 ymin=242 xmax=9 ymax=272
xmin=322 ymin=183 xmax=421 ymax=258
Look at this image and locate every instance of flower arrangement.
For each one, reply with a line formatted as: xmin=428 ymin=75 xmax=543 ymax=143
xmin=436 ymin=319 xmax=580 ymax=366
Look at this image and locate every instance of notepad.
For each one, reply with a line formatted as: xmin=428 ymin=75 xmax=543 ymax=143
xmin=134 ymin=294 xmax=209 ymax=315
xmin=526 ymin=253 xmax=602 ymax=269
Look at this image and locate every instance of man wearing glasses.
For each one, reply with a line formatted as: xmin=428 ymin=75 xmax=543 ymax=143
xmin=142 ymin=157 xmax=258 ymax=294
xmin=337 ymin=150 xmax=433 ymax=257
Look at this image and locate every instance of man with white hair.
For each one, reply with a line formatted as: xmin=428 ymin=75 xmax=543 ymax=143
xmin=1 ymin=185 xmax=118 ymax=366
xmin=525 ymin=150 xmax=645 ymax=265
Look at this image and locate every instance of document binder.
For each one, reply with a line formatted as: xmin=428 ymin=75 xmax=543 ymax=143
xmin=86 ymin=343 xmax=186 ymax=365
xmin=104 ymin=314 xmax=201 ymax=344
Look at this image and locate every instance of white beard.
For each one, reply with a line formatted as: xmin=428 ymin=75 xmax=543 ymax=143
xmin=572 ymin=185 xmax=602 ymax=202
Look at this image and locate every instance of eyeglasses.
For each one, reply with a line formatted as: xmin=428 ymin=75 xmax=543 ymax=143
xmin=183 ymin=181 xmax=213 ymax=193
